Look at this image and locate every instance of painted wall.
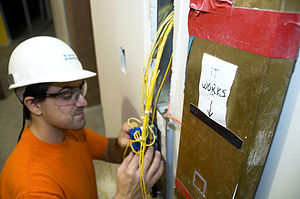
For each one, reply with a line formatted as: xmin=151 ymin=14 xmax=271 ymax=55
xmin=167 ymin=0 xmax=190 ymax=197
xmin=90 ymin=0 xmax=151 ymax=137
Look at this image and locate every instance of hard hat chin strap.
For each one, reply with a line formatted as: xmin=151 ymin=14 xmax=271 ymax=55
xmin=14 ymin=88 xmax=26 ymax=143
xmin=17 ymin=105 xmax=26 ymax=142
xmin=14 ymin=83 xmax=50 ymax=143
xmin=14 ymin=87 xmax=26 ymax=103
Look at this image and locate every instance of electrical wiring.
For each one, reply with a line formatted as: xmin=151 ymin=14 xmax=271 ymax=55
xmin=162 ymin=36 xmax=194 ymax=126
xmin=141 ymin=11 xmax=174 ymax=199
xmin=124 ymin=10 xmax=174 ymax=199
xmin=142 ymin=11 xmax=174 ymax=116
xmin=143 ymin=18 xmax=173 ymax=145
xmin=167 ymin=102 xmax=182 ymax=125
xmin=163 ymin=36 xmax=194 ymax=126
xmin=97 ymin=187 xmax=109 ymax=199
xmin=127 ymin=117 xmax=142 ymax=128
xmin=153 ymin=51 xmax=172 ymax=105
xmin=151 ymin=53 xmax=173 ymax=127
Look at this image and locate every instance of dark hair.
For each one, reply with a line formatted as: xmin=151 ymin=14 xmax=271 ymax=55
xmin=17 ymin=83 xmax=50 ymax=142
xmin=23 ymin=83 xmax=50 ymax=120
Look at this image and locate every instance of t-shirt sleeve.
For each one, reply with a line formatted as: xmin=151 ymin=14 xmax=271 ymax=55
xmin=83 ymin=128 xmax=109 ymax=159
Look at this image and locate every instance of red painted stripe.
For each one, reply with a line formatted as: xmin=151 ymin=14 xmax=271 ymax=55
xmin=175 ymin=177 xmax=194 ymax=199
xmin=188 ymin=7 xmax=300 ymax=59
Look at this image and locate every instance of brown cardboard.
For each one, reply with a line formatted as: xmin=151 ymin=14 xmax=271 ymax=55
xmin=175 ymin=37 xmax=295 ymax=198
xmin=234 ymin=0 xmax=300 ymax=12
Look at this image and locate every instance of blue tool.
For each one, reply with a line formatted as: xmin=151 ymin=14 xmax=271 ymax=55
xmin=129 ymin=127 xmax=142 ymax=151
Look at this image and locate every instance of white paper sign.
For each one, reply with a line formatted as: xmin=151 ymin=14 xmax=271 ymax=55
xmin=198 ymin=53 xmax=238 ymax=127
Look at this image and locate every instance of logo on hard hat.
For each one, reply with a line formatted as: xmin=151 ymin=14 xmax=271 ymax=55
xmin=63 ymin=54 xmax=77 ymax=60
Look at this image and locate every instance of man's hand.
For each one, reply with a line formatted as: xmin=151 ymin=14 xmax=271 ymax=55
xmin=115 ymin=147 xmax=164 ymax=199
xmin=117 ymin=122 xmax=131 ymax=149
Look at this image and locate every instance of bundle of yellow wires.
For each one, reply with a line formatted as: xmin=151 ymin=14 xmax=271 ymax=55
xmin=123 ymin=10 xmax=174 ymax=199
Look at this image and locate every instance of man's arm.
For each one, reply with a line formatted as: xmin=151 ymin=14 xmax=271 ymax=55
xmin=100 ymin=123 xmax=131 ymax=163
xmin=100 ymin=138 xmax=123 ymax=163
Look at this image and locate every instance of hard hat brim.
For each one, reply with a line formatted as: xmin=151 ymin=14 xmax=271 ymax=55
xmin=9 ymin=70 xmax=96 ymax=90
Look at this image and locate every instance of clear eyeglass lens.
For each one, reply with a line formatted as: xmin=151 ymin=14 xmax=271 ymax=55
xmin=54 ymin=81 xmax=87 ymax=106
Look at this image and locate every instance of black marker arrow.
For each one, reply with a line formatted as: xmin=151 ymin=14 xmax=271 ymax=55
xmin=207 ymin=100 xmax=213 ymax=117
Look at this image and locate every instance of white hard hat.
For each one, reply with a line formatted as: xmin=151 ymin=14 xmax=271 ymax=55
xmin=8 ymin=36 xmax=96 ymax=90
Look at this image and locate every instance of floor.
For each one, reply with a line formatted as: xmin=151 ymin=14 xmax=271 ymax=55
xmin=0 ymin=23 xmax=117 ymax=199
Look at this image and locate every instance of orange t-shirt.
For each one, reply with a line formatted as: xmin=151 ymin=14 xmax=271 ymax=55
xmin=0 ymin=127 xmax=108 ymax=199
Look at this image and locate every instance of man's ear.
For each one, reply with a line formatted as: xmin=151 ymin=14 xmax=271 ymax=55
xmin=23 ymin=96 xmax=42 ymax=116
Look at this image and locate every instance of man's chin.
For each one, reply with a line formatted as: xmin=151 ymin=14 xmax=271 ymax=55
xmin=72 ymin=119 xmax=86 ymax=130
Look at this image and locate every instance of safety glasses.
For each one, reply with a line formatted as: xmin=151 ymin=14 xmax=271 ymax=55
xmin=43 ymin=80 xmax=87 ymax=106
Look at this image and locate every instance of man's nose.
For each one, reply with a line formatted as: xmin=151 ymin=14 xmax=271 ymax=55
xmin=75 ymin=93 xmax=88 ymax=107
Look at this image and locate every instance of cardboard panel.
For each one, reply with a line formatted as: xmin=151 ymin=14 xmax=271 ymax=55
xmin=234 ymin=0 xmax=300 ymax=12
xmin=175 ymin=37 xmax=295 ymax=198
xmin=237 ymin=57 xmax=295 ymax=197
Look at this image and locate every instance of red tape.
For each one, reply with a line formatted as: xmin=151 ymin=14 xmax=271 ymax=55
xmin=190 ymin=0 xmax=233 ymax=16
xmin=175 ymin=177 xmax=194 ymax=199
xmin=189 ymin=7 xmax=300 ymax=59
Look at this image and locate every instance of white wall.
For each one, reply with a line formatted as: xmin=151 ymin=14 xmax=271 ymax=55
xmin=90 ymin=0 xmax=151 ymax=137
xmin=166 ymin=0 xmax=190 ymax=197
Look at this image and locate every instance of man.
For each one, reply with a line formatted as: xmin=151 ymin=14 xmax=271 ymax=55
xmin=0 ymin=36 xmax=164 ymax=198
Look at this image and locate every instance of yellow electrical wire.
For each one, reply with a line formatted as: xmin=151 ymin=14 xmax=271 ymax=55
xmin=142 ymin=20 xmax=172 ymax=113
xmin=151 ymin=52 xmax=173 ymax=127
xmin=146 ymin=15 xmax=173 ymax=143
xmin=124 ymin=10 xmax=174 ymax=199
xmin=141 ymin=11 xmax=173 ymax=199
xmin=128 ymin=117 xmax=142 ymax=128
xmin=97 ymin=187 xmax=109 ymax=199
xmin=142 ymin=11 xmax=174 ymax=115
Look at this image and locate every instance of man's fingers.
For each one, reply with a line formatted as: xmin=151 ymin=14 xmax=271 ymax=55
xmin=122 ymin=122 xmax=131 ymax=132
xmin=145 ymin=150 xmax=162 ymax=179
xmin=118 ymin=147 xmax=164 ymax=195
xmin=142 ymin=148 xmax=164 ymax=190
xmin=118 ymin=152 xmax=134 ymax=172
xmin=142 ymin=147 xmax=154 ymax=172
xmin=148 ymin=160 xmax=164 ymax=189
xmin=127 ymin=152 xmax=140 ymax=172
xmin=118 ymin=122 xmax=131 ymax=148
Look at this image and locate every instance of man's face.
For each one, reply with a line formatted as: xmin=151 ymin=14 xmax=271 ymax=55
xmin=39 ymin=80 xmax=88 ymax=130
